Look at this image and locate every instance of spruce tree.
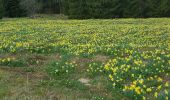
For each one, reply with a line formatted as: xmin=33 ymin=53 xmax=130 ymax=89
xmin=5 ymin=0 xmax=26 ymax=17
xmin=147 ymin=0 xmax=161 ymax=17
xmin=0 ymin=0 xmax=3 ymax=19
xmin=68 ymin=0 xmax=89 ymax=19
xmin=160 ymin=0 xmax=170 ymax=17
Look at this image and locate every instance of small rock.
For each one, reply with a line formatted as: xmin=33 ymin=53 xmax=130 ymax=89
xmin=78 ymin=78 xmax=91 ymax=86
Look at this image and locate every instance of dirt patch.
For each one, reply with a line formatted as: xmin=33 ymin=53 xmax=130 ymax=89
xmin=29 ymin=55 xmax=47 ymax=61
xmin=138 ymin=47 xmax=156 ymax=52
xmin=48 ymin=53 xmax=61 ymax=61
xmin=0 ymin=67 xmax=24 ymax=74
xmin=25 ymin=53 xmax=61 ymax=66
xmin=45 ymin=91 xmax=59 ymax=100
xmin=0 ymin=66 xmax=48 ymax=80
xmin=71 ymin=57 xmax=93 ymax=64
xmin=26 ymin=55 xmax=47 ymax=65
xmin=93 ymin=55 xmax=109 ymax=63
xmin=0 ymin=54 xmax=17 ymax=59
xmin=70 ymin=55 xmax=109 ymax=65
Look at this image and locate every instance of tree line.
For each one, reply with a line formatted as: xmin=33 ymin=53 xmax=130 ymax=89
xmin=0 ymin=0 xmax=61 ymax=18
xmin=0 ymin=0 xmax=170 ymax=19
xmin=62 ymin=0 xmax=170 ymax=19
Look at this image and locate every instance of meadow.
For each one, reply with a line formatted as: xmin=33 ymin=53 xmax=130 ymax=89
xmin=0 ymin=18 xmax=170 ymax=100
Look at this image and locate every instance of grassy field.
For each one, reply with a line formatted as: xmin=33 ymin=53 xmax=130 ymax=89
xmin=0 ymin=18 xmax=170 ymax=100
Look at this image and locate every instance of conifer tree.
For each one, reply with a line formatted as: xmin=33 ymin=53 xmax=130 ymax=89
xmin=0 ymin=0 xmax=3 ymax=19
xmin=5 ymin=0 xmax=25 ymax=17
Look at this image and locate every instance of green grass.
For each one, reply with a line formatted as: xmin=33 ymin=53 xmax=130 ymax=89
xmin=0 ymin=18 xmax=170 ymax=99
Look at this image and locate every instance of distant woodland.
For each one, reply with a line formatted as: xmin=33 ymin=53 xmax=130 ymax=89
xmin=0 ymin=0 xmax=170 ymax=19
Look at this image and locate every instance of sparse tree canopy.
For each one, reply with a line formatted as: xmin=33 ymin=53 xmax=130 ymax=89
xmin=20 ymin=0 xmax=41 ymax=16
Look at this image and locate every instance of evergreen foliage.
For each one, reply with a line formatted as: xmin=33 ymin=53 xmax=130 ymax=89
xmin=62 ymin=0 xmax=170 ymax=19
xmin=5 ymin=0 xmax=26 ymax=17
xmin=2 ymin=0 xmax=170 ymax=18
xmin=0 ymin=0 xmax=3 ymax=19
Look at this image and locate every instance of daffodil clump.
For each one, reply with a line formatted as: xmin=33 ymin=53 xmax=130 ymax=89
xmin=87 ymin=62 xmax=104 ymax=76
xmin=103 ymin=49 xmax=170 ymax=99
xmin=0 ymin=57 xmax=15 ymax=65
xmin=47 ymin=61 xmax=77 ymax=78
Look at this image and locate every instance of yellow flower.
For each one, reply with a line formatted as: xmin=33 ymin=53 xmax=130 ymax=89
xmin=130 ymin=84 xmax=136 ymax=90
xmin=142 ymin=96 xmax=146 ymax=100
xmin=157 ymin=77 xmax=163 ymax=82
xmin=150 ymin=77 xmax=154 ymax=80
xmin=146 ymin=88 xmax=152 ymax=92
xmin=123 ymin=85 xmax=128 ymax=91
xmin=134 ymin=60 xmax=142 ymax=65
xmin=7 ymin=58 xmax=11 ymax=62
xmin=16 ymin=42 xmax=22 ymax=47
xmin=154 ymin=92 xmax=158 ymax=98
xmin=139 ymin=79 xmax=144 ymax=84
xmin=157 ymin=85 xmax=162 ymax=90
xmin=135 ymin=87 xmax=141 ymax=94
xmin=165 ymin=82 xmax=169 ymax=87
xmin=165 ymin=96 xmax=168 ymax=100
xmin=133 ymin=80 xmax=137 ymax=85
xmin=131 ymin=74 xmax=135 ymax=77
xmin=109 ymin=74 xmax=114 ymax=81
xmin=165 ymin=90 xmax=168 ymax=95
xmin=113 ymin=83 xmax=116 ymax=87
xmin=104 ymin=64 xmax=109 ymax=70
xmin=143 ymin=85 xmax=146 ymax=88
xmin=2 ymin=59 xmax=5 ymax=62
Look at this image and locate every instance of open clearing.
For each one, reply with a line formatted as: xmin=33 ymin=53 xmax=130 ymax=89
xmin=0 ymin=18 xmax=170 ymax=100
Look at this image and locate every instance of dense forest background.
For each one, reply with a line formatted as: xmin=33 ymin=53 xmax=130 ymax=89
xmin=0 ymin=0 xmax=170 ymax=19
